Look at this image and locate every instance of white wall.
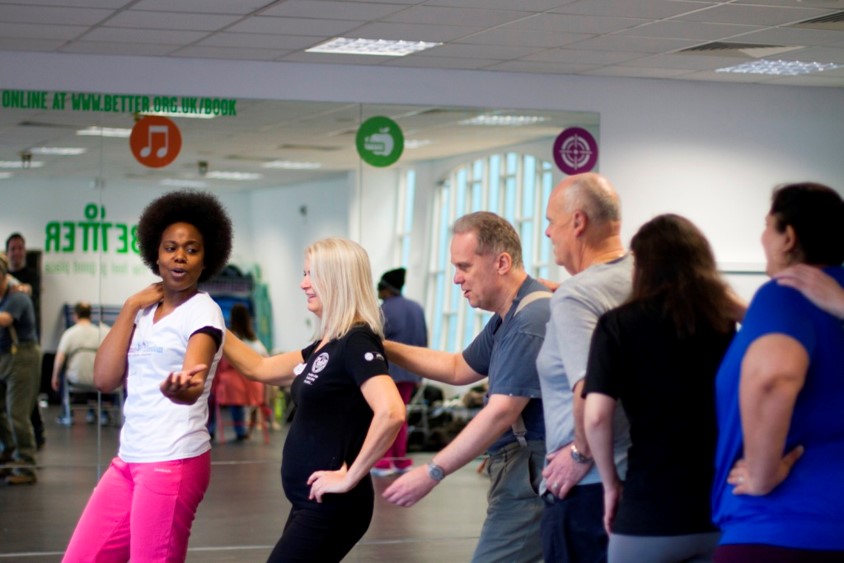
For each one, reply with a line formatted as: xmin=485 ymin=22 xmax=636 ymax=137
xmin=2 ymin=52 xmax=842 ymax=352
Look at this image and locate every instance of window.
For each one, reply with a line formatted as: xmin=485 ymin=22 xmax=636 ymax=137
xmin=427 ymin=152 xmax=556 ymax=353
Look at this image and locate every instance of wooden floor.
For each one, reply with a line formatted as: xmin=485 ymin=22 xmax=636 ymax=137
xmin=1 ymin=405 xmax=489 ymax=562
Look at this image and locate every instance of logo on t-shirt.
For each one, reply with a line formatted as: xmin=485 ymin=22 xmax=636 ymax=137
xmin=293 ymin=363 xmax=306 ymax=376
xmin=364 ymin=352 xmax=385 ymax=362
xmin=312 ymin=352 xmax=329 ymax=373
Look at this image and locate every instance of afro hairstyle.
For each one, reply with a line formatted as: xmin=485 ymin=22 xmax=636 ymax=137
xmin=137 ymin=189 xmax=233 ymax=283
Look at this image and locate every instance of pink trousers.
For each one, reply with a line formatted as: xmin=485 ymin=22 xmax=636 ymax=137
xmin=63 ymin=451 xmax=211 ymax=563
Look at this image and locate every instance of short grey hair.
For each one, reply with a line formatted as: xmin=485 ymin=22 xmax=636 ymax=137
xmin=564 ymin=174 xmax=621 ymax=224
xmin=452 ymin=211 xmax=524 ymax=270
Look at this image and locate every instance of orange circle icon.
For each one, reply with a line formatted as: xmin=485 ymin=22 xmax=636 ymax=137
xmin=130 ymin=115 xmax=182 ymax=168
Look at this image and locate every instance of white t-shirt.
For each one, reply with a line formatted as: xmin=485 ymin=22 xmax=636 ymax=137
xmin=57 ymin=321 xmax=110 ymax=386
xmin=119 ymin=291 xmax=224 ymax=462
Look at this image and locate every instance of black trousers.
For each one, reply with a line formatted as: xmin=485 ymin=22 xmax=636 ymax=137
xmin=268 ymin=477 xmax=373 ymax=562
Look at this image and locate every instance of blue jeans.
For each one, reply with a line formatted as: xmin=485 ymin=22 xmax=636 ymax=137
xmin=541 ymin=482 xmax=608 ymax=563
xmin=471 ymin=439 xmax=545 ymax=563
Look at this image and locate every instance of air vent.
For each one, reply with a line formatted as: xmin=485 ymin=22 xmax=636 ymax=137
xmin=680 ymin=42 xmax=802 ymax=59
xmin=791 ymin=10 xmax=844 ymax=30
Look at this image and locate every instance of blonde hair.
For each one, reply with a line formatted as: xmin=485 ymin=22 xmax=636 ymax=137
xmin=306 ymin=238 xmax=384 ymax=341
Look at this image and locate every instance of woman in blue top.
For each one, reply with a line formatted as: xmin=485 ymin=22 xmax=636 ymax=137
xmin=223 ymin=237 xmax=405 ymax=562
xmin=712 ymin=182 xmax=844 ymax=562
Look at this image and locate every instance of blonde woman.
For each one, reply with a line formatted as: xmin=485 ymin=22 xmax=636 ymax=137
xmin=224 ymin=238 xmax=404 ymax=563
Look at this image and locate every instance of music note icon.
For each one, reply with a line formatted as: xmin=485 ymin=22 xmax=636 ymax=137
xmin=139 ymin=125 xmax=169 ymax=158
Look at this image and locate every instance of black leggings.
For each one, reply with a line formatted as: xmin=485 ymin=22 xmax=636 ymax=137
xmin=268 ymin=480 xmax=374 ymax=562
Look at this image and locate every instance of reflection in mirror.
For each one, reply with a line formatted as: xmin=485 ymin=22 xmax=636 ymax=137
xmin=0 ymin=94 xmax=597 ymax=470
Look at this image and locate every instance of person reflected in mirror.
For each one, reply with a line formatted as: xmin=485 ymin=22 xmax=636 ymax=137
xmin=63 ymin=190 xmax=232 ymax=562
xmin=223 ymin=238 xmax=404 ymax=563
xmin=6 ymin=233 xmax=44 ymax=450
xmin=0 ymin=252 xmax=41 ymax=485
xmin=51 ymin=301 xmax=112 ymax=426
xmin=370 ymin=267 xmax=428 ymax=477
xmin=583 ymin=214 xmax=737 ymax=562
xmin=712 ymin=182 xmax=844 ymax=562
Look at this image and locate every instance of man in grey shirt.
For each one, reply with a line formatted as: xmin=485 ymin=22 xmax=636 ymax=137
xmin=535 ymin=173 xmax=633 ymax=561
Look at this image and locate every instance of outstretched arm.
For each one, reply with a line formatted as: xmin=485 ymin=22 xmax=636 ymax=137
xmin=224 ymin=329 xmax=303 ymax=387
xmin=384 ymin=340 xmax=484 ymax=386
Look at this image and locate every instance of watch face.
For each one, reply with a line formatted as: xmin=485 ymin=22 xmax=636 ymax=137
xmin=428 ymin=463 xmax=444 ymax=481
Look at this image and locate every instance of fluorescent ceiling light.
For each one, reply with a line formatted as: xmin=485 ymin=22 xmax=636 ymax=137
xmin=0 ymin=172 xmax=12 ymax=179
xmin=0 ymin=160 xmax=44 ymax=169
xmin=77 ymin=126 xmax=132 ymax=138
xmin=262 ymin=160 xmax=322 ymax=170
xmin=206 ymin=171 xmax=262 ymax=181
xmin=459 ymin=115 xmax=549 ymax=126
xmin=161 ymin=179 xmax=208 ymax=188
xmin=142 ymin=110 xmax=215 ymax=120
xmin=29 ymin=147 xmax=87 ymax=155
xmin=307 ymin=37 xmax=441 ymax=56
xmin=405 ymin=139 xmax=432 ymax=149
xmin=717 ymin=59 xmax=840 ymax=75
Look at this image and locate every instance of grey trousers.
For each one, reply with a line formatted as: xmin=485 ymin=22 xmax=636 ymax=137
xmin=0 ymin=342 xmax=41 ymax=475
xmin=472 ymin=439 xmax=546 ymax=563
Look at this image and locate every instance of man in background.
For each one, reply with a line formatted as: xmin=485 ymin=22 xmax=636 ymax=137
xmin=371 ymin=267 xmax=428 ymax=476
xmin=0 ymin=253 xmax=41 ymax=485
xmin=5 ymin=233 xmax=44 ymax=449
xmin=51 ymin=302 xmax=111 ymax=426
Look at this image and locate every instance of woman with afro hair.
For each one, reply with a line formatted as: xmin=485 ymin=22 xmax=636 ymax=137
xmin=64 ymin=189 xmax=233 ymax=562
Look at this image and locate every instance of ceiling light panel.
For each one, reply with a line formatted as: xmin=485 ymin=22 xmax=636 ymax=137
xmin=306 ymin=37 xmax=442 ymax=56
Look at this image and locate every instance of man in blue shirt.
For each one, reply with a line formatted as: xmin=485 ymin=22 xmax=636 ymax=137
xmin=383 ymin=211 xmax=549 ymax=563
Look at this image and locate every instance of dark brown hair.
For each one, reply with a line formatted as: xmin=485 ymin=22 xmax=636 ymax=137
xmin=630 ymin=214 xmax=734 ymax=336
xmin=770 ymin=182 xmax=844 ymax=266
xmin=229 ymin=303 xmax=256 ymax=341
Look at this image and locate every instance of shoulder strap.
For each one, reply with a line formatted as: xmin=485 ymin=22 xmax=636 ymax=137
xmin=511 ymin=289 xmax=552 ymax=447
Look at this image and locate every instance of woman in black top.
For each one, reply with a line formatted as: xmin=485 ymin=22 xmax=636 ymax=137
xmin=583 ymin=214 xmax=739 ymax=563
xmin=224 ymin=238 xmax=405 ymax=562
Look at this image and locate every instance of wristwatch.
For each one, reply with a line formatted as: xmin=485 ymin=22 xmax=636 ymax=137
xmin=427 ymin=462 xmax=445 ymax=482
xmin=570 ymin=444 xmax=593 ymax=464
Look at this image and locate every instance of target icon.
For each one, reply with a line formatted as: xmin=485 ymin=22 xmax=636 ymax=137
xmin=553 ymin=127 xmax=598 ymax=175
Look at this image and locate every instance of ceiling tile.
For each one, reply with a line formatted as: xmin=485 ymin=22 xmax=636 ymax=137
xmin=0 ymin=22 xmax=87 ymax=40
xmin=195 ymin=32 xmax=318 ymax=50
xmin=551 ymin=0 xmax=717 ymax=19
xmin=260 ymin=0 xmax=410 ymax=20
xmin=487 ymin=60 xmax=597 ymax=73
xmin=350 ymin=21 xmax=484 ymax=42
xmin=0 ymin=37 xmax=68 ymax=51
xmin=81 ymin=27 xmax=209 ymax=45
xmin=172 ymin=45 xmax=285 ymax=61
xmin=131 ymin=0 xmax=271 ymax=13
xmin=106 ymin=10 xmax=243 ymax=31
xmin=424 ymin=42 xmax=542 ymax=59
xmin=383 ymin=5 xmax=531 ymax=27
xmin=523 ymin=47 xmax=651 ymax=65
xmin=499 ymin=12 xmax=648 ymax=33
xmin=566 ymin=34 xmax=697 ymax=53
xmin=59 ymin=40 xmax=178 ymax=56
xmin=0 ymin=4 xmax=112 ymax=25
xmin=226 ymin=16 xmax=363 ymax=36
xmin=674 ymin=4 xmax=832 ymax=25
xmin=382 ymin=54 xmax=501 ymax=69
xmin=614 ymin=20 xmax=762 ymax=40
xmin=456 ymin=28 xmax=592 ymax=48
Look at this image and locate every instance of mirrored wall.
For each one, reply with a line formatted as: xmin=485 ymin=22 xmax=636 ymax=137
xmin=0 ymin=90 xmax=599 ymax=469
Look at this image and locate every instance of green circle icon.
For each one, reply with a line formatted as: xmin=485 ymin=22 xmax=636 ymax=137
xmin=356 ymin=116 xmax=404 ymax=167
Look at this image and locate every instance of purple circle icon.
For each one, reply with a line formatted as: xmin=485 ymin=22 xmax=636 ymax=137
xmin=553 ymin=127 xmax=598 ymax=175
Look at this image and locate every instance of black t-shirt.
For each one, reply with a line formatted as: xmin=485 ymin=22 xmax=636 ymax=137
xmin=282 ymin=325 xmax=388 ymax=505
xmin=583 ymin=298 xmax=734 ymax=536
